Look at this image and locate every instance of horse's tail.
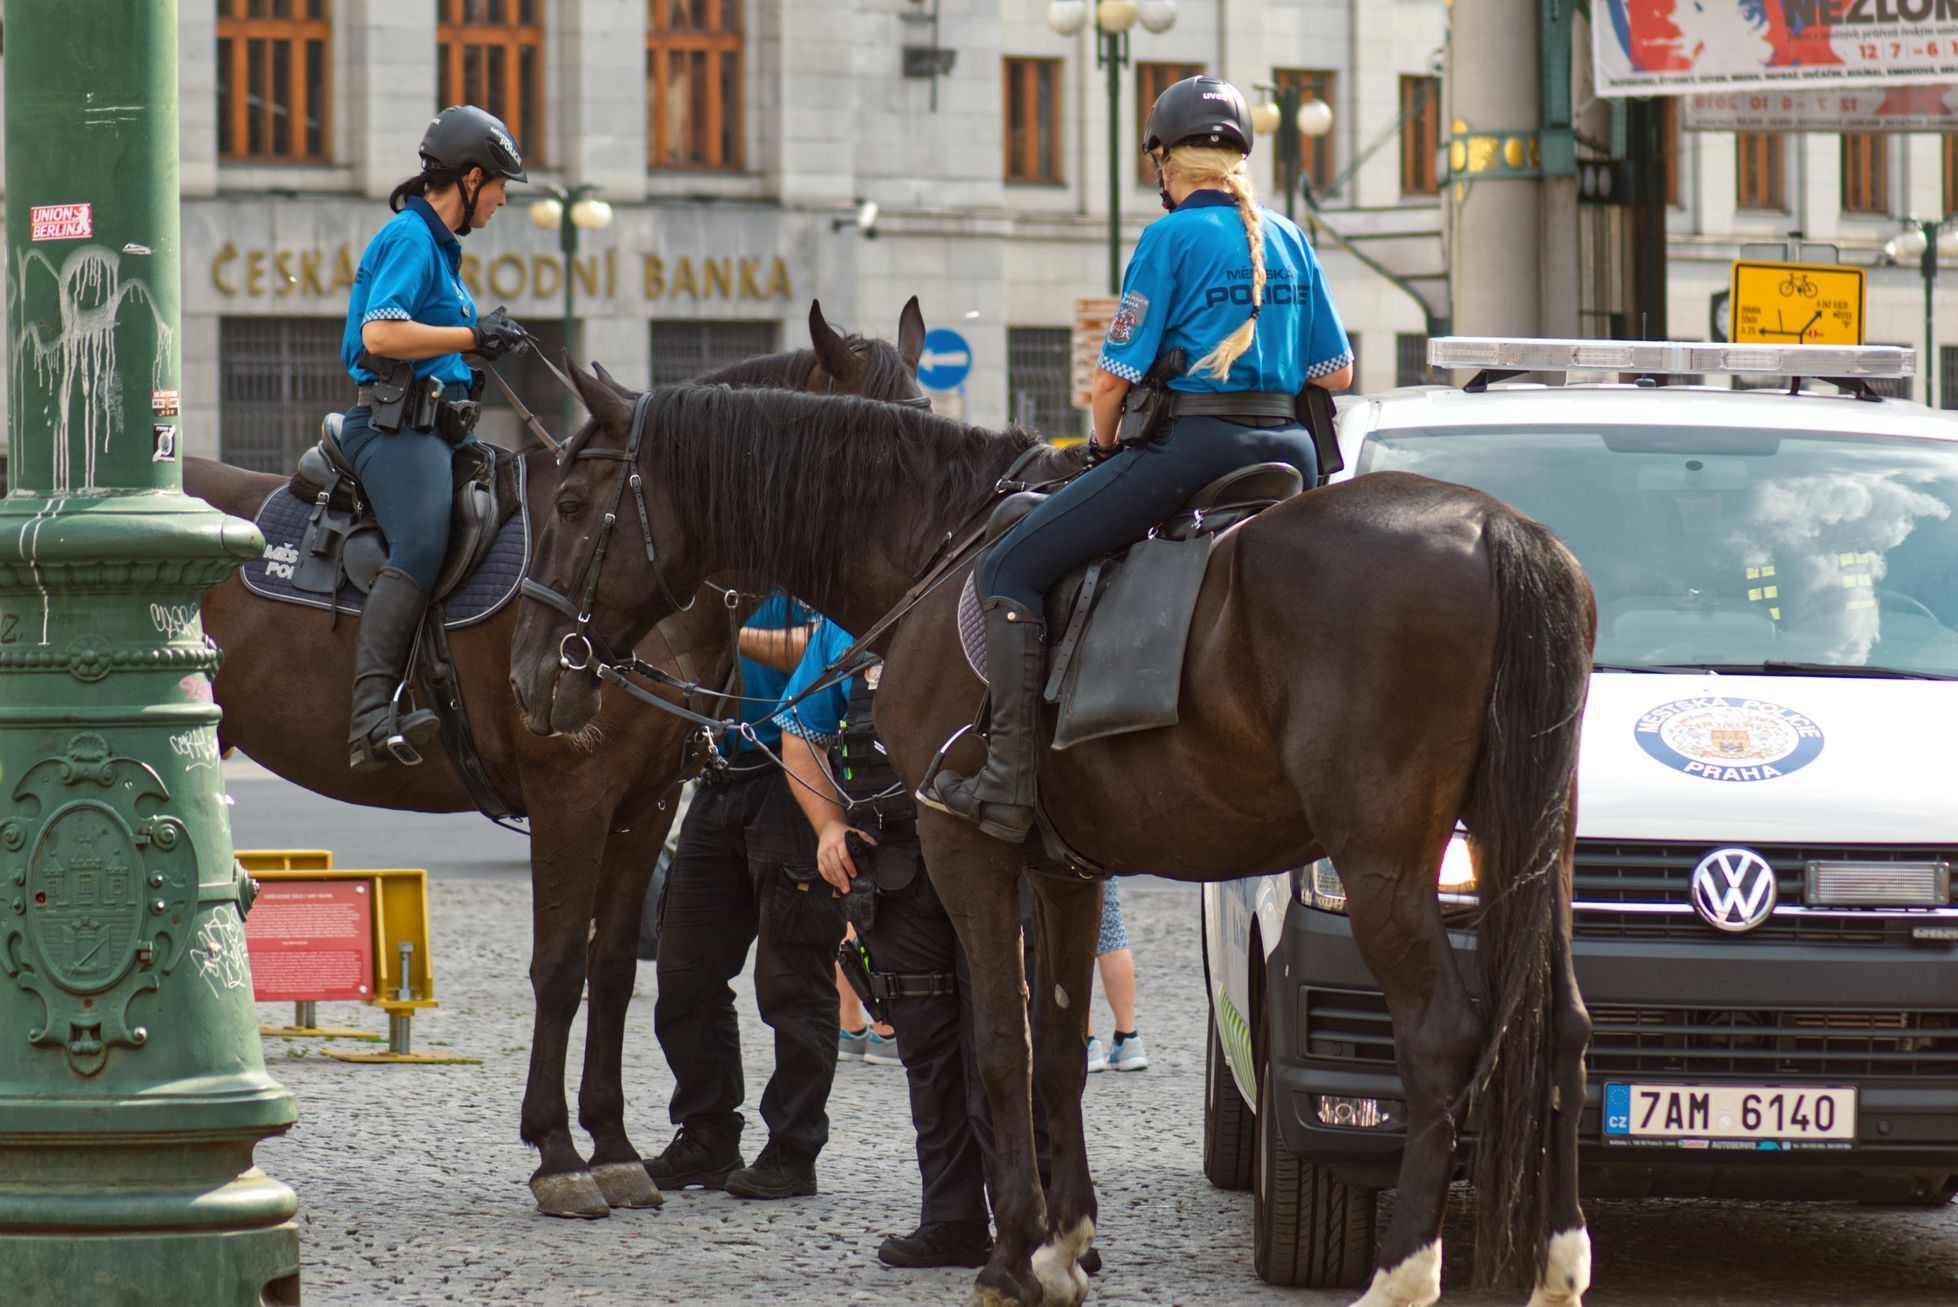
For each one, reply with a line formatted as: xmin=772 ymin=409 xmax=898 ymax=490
xmin=1460 ymin=508 xmax=1594 ymax=1291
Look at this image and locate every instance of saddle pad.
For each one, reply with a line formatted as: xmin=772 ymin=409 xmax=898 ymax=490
xmin=238 ymin=460 xmax=530 ymax=629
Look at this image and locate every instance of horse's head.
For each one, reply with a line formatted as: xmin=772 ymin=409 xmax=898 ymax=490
xmin=509 ymin=299 xmax=929 ymax=738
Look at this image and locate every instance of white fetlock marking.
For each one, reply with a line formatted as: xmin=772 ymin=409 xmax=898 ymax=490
xmin=1525 ymin=1227 xmax=1592 ymax=1307
xmin=1346 ymin=1239 xmax=1441 ymax=1307
xmin=1029 ymin=1218 xmax=1094 ymax=1305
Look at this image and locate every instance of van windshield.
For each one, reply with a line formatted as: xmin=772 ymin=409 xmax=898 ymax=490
xmin=1359 ymin=424 xmax=1958 ymax=676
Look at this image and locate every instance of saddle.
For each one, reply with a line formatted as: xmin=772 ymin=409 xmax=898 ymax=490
xmin=287 ymin=413 xmax=522 ymax=604
xmin=960 ymin=461 xmax=1305 ymax=749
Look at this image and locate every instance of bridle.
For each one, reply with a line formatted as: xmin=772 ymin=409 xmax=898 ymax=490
xmin=518 ymin=390 xmax=697 ymax=675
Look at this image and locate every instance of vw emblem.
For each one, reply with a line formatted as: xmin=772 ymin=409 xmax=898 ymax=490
xmin=1690 ymin=848 xmax=1779 ymax=933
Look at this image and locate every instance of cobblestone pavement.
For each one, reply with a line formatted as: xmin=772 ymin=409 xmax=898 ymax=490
xmin=235 ymin=766 xmax=1958 ymax=1306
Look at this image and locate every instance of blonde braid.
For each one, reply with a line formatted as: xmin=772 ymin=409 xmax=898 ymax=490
xmin=1162 ymin=145 xmax=1265 ymax=380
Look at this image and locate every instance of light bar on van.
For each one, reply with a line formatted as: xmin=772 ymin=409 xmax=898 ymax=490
xmin=1427 ymin=337 xmax=1915 ymax=379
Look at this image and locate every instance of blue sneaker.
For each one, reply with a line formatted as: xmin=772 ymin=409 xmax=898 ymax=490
xmin=1110 ymin=1033 xmax=1149 ymax=1072
xmin=838 ymin=1026 xmax=868 ymax=1061
xmin=1086 ymin=1036 xmax=1108 ymax=1073
xmin=864 ymin=1030 xmax=903 ymax=1065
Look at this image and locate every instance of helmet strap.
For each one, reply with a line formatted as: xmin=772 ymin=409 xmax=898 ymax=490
xmin=1153 ymin=153 xmax=1173 ymax=212
xmin=456 ymin=171 xmax=483 ymax=237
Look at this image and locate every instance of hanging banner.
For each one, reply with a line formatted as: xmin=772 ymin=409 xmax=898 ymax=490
xmin=1684 ymin=83 xmax=1958 ymax=130
xmin=1594 ymin=1 xmax=1958 ymax=96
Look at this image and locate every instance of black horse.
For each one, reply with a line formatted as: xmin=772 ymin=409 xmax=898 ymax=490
xmin=509 ymin=380 xmax=1597 ymax=1307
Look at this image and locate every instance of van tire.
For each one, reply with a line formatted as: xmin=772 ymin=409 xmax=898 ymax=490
xmin=1252 ymin=1057 xmax=1375 ymax=1288
xmin=1202 ymin=1011 xmax=1254 ymax=1190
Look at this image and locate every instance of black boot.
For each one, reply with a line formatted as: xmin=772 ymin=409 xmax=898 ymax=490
xmin=916 ymin=597 xmax=1045 ymax=842
xmin=877 ymin=1220 xmax=994 ymax=1269
xmin=723 ymin=1139 xmax=818 ymax=1200
xmin=347 ymin=566 xmax=441 ymax=774
xmin=644 ymin=1125 xmax=744 ymax=1190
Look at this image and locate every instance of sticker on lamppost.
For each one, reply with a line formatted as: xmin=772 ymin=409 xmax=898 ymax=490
xmin=1728 ymin=261 xmax=1864 ymax=346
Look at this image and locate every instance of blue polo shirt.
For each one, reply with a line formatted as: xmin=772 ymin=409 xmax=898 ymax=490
xmin=772 ymin=619 xmax=858 ymax=747
xmin=1098 ymin=189 xmax=1351 ymax=393
xmin=723 ymin=593 xmax=813 ymax=761
xmin=341 ymin=196 xmax=478 ymax=385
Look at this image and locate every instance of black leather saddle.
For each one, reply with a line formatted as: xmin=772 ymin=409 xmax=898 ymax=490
xmin=981 ymin=460 xmax=1304 ymax=551
xmin=287 ymin=413 xmax=520 ymax=603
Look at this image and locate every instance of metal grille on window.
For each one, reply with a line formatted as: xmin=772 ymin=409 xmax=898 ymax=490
xmin=1943 ymin=346 xmax=1958 ymax=410
xmin=648 ymin=319 xmax=779 ymax=386
xmin=219 ymin=317 xmax=347 ymax=473
xmin=1395 ymin=333 xmax=1438 ymax=388
xmin=1007 ymin=327 xmax=1079 ymax=442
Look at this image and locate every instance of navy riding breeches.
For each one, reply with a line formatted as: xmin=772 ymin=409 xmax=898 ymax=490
xmin=334 ymin=382 xmax=474 ymax=593
xmin=979 ymin=413 xmax=1319 ymax=620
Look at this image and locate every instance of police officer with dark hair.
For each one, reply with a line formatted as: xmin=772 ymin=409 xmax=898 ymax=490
xmin=338 ymin=104 xmax=531 ymax=773
xmin=920 ymin=75 xmax=1353 ymax=840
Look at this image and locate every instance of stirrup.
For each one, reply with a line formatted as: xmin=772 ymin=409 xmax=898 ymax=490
xmin=386 ymin=680 xmax=426 ymax=767
xmin=911 ymin=723 xmax=977 ymax=814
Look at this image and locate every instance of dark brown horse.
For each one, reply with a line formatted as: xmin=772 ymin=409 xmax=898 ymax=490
xmin=190 ymin=301 xmax=926 ymax=1221
xmin=510 ymin=381 xmax=1598 ymax=1307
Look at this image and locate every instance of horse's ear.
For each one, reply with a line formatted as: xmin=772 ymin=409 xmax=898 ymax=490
xmin=591 ymin=360 xmax=635 ymax=399
xmin=808 ymin=299 xmax=861 ymax=384
xmin=896 ymin=296 xmax=926 ymax=375
xmin=569 ymin=359 xmax=634 ymax=432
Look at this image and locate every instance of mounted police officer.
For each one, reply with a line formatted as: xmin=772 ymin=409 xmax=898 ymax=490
xmin=339 ymin=104 xmax=531 ymax=773
xmin=919 ymin=74 xmax=1354 ymax=841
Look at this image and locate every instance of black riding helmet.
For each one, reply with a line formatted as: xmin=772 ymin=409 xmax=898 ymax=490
xmin=1142 ymin=75 xmax=1254 ymax=157
xmin=420 ymin=104 xmax=528 ymax=182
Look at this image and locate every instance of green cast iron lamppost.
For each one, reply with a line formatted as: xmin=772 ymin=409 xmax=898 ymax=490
xmin=530 ymin=184 xmax=614 ymax=435
xmin=1881 ymin=215 xmax=1958 ymax=407
xmin=0 ymin=7 xmax=300 ymax=1304
xmin=1249 ymin=82 xmax=1334 ymax=224
xmin=1047 ymin=0 xmax=1178 ymax=295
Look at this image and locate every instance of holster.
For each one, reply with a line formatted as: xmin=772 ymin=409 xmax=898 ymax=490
xmin=1116 ymin=347 xmax=1188 ymax=448
xmin=357 ymin=349 xmax=415 ymax=433
xmin=435 ymin=399 xmax=481 ymax=446
xmin=1294 ymin=383 xmax=1344 ymax=483
xmin=837 ymin=935 xmax=886 ymax=1025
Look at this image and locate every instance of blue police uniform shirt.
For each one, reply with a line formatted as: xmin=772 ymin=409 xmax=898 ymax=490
xmin=772 ymin=619 xmax=857 ymax=747
xmin=341 ymin=196 xmax=477 ymax=386
xmin=724 ymin=593 xmax=811 ymax=761
xmin=1097 ymin=189 xmax=1352 ymax=394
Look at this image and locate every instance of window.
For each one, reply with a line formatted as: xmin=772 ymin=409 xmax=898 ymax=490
xmin=1134 ymin=61 xmax=1205 ymax=186
xmin=1007 ymin=327 xmax=1079 ymax=441
xmin=1274 ymin=68 xmax=1336 ymax=195
xmin=1661 ymin=97 xmax=1680 ymax=207
xmin=647 ymin=0 xmax=743 ymax=170
xmin=1399 ymin=76 xmax=1440 ymax=196
xmin=1003 ymin=57 xmax=1062 ymax=184
xmin=1840 ymin=133 xmax=1888 ymax=215
xmin=219 ymin=317 xmax=347 ymax=472
xmin=648 ymin=319 xmax=779 ymax=386
xmin=437 ymin=0 xmax=544 ymax=165
xmin=1944 ymin=134 xmax=1958 ymax=215
xmin=1395 ymin=333 xmax=1440 ymax=387
xmin=216 ymin=0 xmax=332 ymax=162
xmin=1942 ymin=346 xmax=1958 ymax=411
xmin=1736 ymin=132 xmax=1784 ymax=210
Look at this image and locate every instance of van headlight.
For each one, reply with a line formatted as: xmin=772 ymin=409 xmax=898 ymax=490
xmin=1302 ymin=836 xmax=1478 ymax=915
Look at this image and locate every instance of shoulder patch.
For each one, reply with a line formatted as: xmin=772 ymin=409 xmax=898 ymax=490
xmin=1108 ymin=290 xmax=1150 ymax=346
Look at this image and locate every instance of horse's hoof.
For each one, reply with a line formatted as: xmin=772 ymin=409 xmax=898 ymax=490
xmin=591 ymin=1161 xmax=665 ymax=1209
xmin=531 ymin=1170 xmax=612 ymax=1219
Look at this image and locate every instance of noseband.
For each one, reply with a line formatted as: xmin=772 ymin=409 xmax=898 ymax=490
xmin=519 ymin=391 xmax=697 ymax=673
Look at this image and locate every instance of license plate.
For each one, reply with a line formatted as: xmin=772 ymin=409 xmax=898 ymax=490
xmin=1604 ymin=1083 xmax=1856 ymax=1142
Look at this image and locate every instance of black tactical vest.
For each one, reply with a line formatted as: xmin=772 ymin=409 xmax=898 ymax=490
xmin=830 ymin=671 xmax=916 ymax=833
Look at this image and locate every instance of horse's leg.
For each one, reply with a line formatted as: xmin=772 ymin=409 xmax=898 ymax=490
xmin=1528 ymin=835 xmax=1592 ymax=1307
xmin=1341 ymin=843 xmax=1481 ymax=1307
xmin=520 ymin=806 xmax=612 ymax=1218
xmin=576 ymin=807 xmax=678 ymax=1212
xmin=1023 ymin=874 xmax=1101 ymax=1306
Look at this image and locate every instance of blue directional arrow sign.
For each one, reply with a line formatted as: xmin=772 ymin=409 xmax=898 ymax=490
xmin=917 ymin=327 xmax=973 ymax=391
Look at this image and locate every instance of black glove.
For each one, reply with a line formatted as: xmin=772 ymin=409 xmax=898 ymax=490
xmin=1084 ymin=439 xmax=1112 ymax=469
xmin=471 ymin=307 xmax=530 ymax=361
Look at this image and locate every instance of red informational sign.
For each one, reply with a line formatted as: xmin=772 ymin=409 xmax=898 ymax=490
xmin=244 ymin=879 xmax=374 ymax=1002
xmin=30 ymin=203 xmax=92 ymax=242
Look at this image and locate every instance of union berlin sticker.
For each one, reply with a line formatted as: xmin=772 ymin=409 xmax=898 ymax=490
xmin=30 ymin=204 xmax=92 ymax=241
xmin=1633 ymin=696 xmax=1824 ymax=784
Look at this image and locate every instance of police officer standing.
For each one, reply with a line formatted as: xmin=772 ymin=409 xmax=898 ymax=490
xmin=919 ymin=75 xmax=1353 ymax=838
xmin=339 ymin=105 xmax=530 ymax=773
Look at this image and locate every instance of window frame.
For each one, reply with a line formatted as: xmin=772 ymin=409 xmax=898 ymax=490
xmin=1735 ymin=131 xmax=1785 ymax=211
xmin=1133 ymin=61 xmax=1206 ymax=188
xmin=1399 ymin=75 xmax=1440 ymax=198
xmin=436 ymin=0 xmax=545 ymax=167
xmin=1002 ymin=56 xmax=1064 ymax=186
xmin=646 ymin=0 xmax=745 ymax=172
xmin=1839 ymin=132 xmax=1888 ymax=216
xmin=1943 ymin=134 xmax=1958 ymax=217
xmin=1273 ymin=67 xmax=1336 ymax=196
xmin=216 ymin=0 xmax=334 ymax=164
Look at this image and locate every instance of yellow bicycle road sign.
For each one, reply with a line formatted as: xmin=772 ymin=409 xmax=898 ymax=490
xmin=1729 ymin=260 xmax=1864 ymax=346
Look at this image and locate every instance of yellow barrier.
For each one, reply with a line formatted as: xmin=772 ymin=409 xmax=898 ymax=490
xmin=235 ymin=848 xmax=335 ymax=872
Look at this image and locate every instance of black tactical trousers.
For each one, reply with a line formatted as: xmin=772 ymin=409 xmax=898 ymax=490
xmin=654 ymin=767 xmax=847 ymax=1160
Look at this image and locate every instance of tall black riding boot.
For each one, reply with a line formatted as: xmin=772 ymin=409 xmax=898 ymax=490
xmin=348 ymin=566 xmax=442 ymax=774
xmin=917 ymin=597 xmax=1045 ymax=843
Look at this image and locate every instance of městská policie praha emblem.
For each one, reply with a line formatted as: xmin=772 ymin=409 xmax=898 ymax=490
xmin=1 ymin=733 xmax=200 ymax=1075
xmin=1633 ymin=696 xmax=1825 ymax=784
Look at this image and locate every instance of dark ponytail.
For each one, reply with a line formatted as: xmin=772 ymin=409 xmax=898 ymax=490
xmin=389 ymin=164 xmax=467 ymax=214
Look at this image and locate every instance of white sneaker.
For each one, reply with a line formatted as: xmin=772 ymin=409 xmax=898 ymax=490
xmin=1086 ymin=1036 xmax=1109 ymax=1073
xmin=1110 ymin=1034 xmax=1149 ymax=1071
xmin=864 ymin=1030 xmax=903 ymax=1065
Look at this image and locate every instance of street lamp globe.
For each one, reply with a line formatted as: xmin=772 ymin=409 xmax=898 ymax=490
xmin=529 ymin=197 xmax=563 ymax=229
xmin=1136 ymin=0 xmax=1177 ymax=33
xmin=1097 ymin=0 xmax=1139 ymax=33
xmin=1296 ymin=97 xmax=1334 ymax=138
xmin=1045 ymin=0 xmax=1089 ymax=36
xmin=1939 ymin=222 xmax=1958 ymax=258
xmin=1249 ymin=100 xmax=1282 ymax=138
xmin=569 ymin=196 xmax=614 ymax=231
xmin=1893 ymin=225 xmax=1931 ymax=260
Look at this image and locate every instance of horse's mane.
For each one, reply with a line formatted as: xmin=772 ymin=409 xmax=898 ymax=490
xmin=641 ymin=384 xmax=1074 ymax=610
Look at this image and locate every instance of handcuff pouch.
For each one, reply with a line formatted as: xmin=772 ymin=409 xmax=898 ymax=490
xmin=1115 ymin=348 xmax=1188 ymax=448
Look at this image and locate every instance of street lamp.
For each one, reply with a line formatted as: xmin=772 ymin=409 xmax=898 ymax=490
xmin=1047 ymin=0 xmax=1177 ymax=295
xmin=530 ymin=184 xmax=614 ymax=435
xmin=1881 ymin=215 xmax=1958 ymax=407
xmin=1251 ymin=82 xmax=1334 ymax=222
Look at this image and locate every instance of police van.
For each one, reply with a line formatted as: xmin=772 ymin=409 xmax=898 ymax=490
xmin=1201 ymin=339 xmax=1958 ymax=1289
